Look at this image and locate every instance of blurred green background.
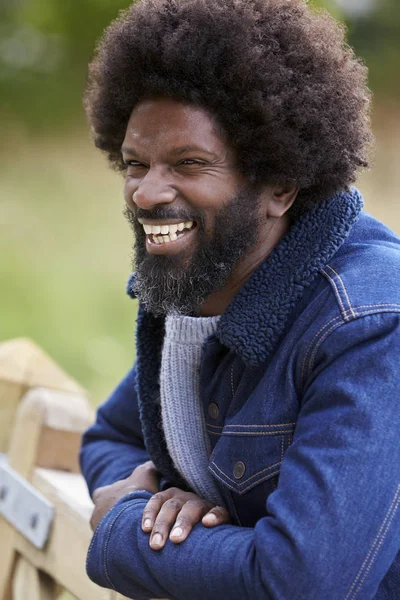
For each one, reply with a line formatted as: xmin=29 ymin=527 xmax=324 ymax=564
xmin=1 ymin=0 xmax=400 ymax=407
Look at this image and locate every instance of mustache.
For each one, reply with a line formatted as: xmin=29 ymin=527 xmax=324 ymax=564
xmin=123 ymin=206 xmax=206 ymax=234
xmin=125 ymin=205 xmax=202 ymax=223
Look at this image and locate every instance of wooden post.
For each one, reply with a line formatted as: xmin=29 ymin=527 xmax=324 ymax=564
xmin=12 ymin=556 xmax=57 ymax=600
xmin=0 ymin=338 xmax=85 ymax=455
xmin=0 ymin=339 xmax=92 ymax=600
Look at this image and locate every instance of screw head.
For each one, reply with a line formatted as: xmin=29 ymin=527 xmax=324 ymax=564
xmin=30 ymin=514 xmax=39 ymax=529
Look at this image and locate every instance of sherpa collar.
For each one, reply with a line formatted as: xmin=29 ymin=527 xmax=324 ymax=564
xmin=127 ymin=188 xmax=363 ymax=366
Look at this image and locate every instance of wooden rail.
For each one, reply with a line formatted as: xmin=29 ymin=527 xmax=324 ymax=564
xmin=0 ymin=338 xmax=129 ymax=600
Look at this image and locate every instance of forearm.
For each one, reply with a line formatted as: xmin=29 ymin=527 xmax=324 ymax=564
xmin=86 ymin=491 xmax=259 ymax=600
xmin=80 ymin=439 xmax=151 ymax=497
xmin=80 ymin=367 xmax=152 ymax=496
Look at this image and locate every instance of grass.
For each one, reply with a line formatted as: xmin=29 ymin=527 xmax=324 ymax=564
xmin=0 ymin=129 xmax=138 ymax=405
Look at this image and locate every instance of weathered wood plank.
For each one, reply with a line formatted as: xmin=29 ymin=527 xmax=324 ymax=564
xmin=12 ymin=468 xmax=130 ymax=600
xmin=12 ymin=556 xmax=57 ymax=600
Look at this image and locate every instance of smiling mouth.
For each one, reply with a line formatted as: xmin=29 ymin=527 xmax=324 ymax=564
xmin=138 ymin=218 xmax=197 ymax=245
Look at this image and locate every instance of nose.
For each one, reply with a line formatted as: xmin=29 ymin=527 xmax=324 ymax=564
xmin=126 ymin=169 xmax=176 ymax=212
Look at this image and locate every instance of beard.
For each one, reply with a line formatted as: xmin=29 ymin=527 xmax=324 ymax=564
xmin=124 ymin=187 xmax=262 ymax=316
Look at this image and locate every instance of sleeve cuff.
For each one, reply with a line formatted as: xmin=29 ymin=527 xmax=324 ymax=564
xmin=86 ymin=491 xmax=154 ymax=596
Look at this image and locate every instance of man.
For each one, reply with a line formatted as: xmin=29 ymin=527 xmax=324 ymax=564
xmin=80 ymin=0 xmax=400 ymax=598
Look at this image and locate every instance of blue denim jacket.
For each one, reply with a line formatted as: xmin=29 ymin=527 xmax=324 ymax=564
xmin=80 ymin=189 xmax=400 ymax=599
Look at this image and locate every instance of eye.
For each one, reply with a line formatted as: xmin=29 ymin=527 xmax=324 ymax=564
xmin=178 ymin=159 xmax=205 ymax=166
xmin=124 ymin=160 xmax=146 ymax=168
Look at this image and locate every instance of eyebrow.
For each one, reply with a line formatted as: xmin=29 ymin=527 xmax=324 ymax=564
xmin=120 ymin=145 xmax=218 ymax=159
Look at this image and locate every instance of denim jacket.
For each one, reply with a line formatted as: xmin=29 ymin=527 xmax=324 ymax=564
xmin=80 ymin=189 xmax=400 ymax=600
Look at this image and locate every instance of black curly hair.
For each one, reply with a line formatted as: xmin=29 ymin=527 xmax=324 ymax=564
xmin=85 ymin=0 xmax=373 ymax=207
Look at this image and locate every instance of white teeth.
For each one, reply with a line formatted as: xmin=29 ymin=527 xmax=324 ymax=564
xmin=143 ymin=220 xmax=196 ymax=240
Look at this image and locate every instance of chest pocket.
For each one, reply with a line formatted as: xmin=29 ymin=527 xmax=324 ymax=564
xmin=208 ymin=423 xmax=295 ymax=525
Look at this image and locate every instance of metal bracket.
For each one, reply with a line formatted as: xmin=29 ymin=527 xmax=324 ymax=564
xmin=0 ymin=454 xmax=54 ymax=549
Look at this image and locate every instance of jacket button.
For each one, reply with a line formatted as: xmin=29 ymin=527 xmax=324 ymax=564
xmin=208 ymin=403 xmax=219 ymax=420
xmin=233 ymin=461 xmax=246 ymax=479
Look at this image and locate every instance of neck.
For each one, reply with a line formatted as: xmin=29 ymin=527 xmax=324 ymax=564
xmin=198 ymin=214 xmax=291 ymax=317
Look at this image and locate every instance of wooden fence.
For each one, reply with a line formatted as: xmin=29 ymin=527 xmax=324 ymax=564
xmin=0 ymin=338 xmax=129 ymax=600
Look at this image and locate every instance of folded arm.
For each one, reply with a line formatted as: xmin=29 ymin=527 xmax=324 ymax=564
xmin=80 ymin=368 xmax=152 ymax=496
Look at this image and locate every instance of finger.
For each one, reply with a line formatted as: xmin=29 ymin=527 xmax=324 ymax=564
xmin=150 ymin=497 xmax=185 ymax=550
xmin=141 ymin=492 xmax=167 ymax=532
xmin=89 ymin=509 xmax=98 ymax=532
xmin=170 ymin=498 xmax=212 ymax=544
xmin=202 ymin=506 xmax=231 ymax=527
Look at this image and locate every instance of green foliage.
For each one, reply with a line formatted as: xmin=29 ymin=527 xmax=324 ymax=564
xmin=315 ymin=0 xmax=400 ymax=97
xmin=0 ymin=0 xmax=399 ymax=131
xmin=0 ymin=0 xmax=132 ymax=130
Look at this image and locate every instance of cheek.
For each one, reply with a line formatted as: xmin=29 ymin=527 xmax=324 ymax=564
xmin=124 ymin=178 xmax=136 ymax=210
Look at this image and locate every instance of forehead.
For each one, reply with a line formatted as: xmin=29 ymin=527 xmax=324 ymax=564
xmin=123 ymin=98 xmax=227 ymax=153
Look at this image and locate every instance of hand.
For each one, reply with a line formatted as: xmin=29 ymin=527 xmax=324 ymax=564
xmin=141 ymin=487 xmax=231 ymax=550
xmin=90 ymin=460 xmax=160 ymax=531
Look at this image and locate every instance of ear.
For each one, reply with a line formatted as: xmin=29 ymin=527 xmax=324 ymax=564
xmin=265 ymin=185 xmax=299 ymax=219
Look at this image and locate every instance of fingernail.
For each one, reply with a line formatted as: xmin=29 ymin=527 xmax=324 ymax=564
xmin=204 ymin=513 xmax=218 ymax=524
xmin=171 ymin=527 xmax=183 ymax=538
xmin=151 ymin=533 xmax=163 ymax=547
xmin=143 ymin=519 xmax=152 ymax=529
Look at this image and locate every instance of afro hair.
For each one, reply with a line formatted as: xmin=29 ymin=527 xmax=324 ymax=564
xmin=85 ymin=0 xmax=373 ymax=207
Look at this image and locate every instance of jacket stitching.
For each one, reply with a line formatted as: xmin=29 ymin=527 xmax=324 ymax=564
xmin=321 ymin=268 xmax=351 ymax=321
xmin=345 ymin=484 xmax=400 ymax=600
xmin=307 ymin=321 xmax=345 ymax=381
xmin=207 ymin=423 xmax=296 ymax=430
xmin=210 ymin=459 xmax=281 ymax=487
xmin=207 ymin=430 xmax=295 ymax=437
xmin=231 ymin=365 xmax=235 ymax=398
xmin=210 ymin=466 xmax=281 ymax=495
xmin=350 ymin=303 xmax=400 ymax=310
xmin=306 ymin=309 xmax=400 ymax=384
xmin=281 ymin=435 xmax=284 ymax=462
xmin=300 ymin=316 xmax=343 ymax=390
xmin=350 ymin=303 xmax=400 ymax=317
xmin=223 ymin=423 xmax=296 ymax=429
xmin=86 ymin=500 xmax=126 ymax=579
xmin=353 ymin=490 xmax=400 ymax=598
xmin=301 ymin=305 xmax=400 ymax=391
xmin=104 ymin=503 xmax=138 ymax=590
xmin=207 ymin=423 xmax=295 ymax=432
xmin=326 ymin=265 xmax=356 ymax=319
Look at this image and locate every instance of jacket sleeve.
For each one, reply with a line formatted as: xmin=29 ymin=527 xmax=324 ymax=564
xmin=79 ymin=366 xmax=151 ymax=497
xmin=85 ymin=313 xmax=400 ymax=600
